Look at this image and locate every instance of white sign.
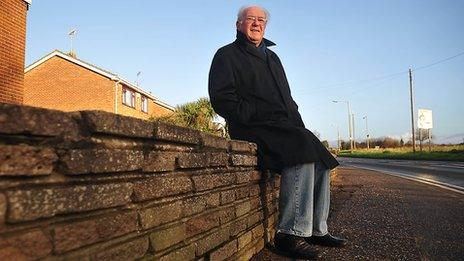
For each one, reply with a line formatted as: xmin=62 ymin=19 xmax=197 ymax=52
xmin=418 ymin=109 xmax=433 ymax=129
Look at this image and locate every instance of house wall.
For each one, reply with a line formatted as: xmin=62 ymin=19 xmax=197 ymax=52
xmin=117 ymin=84 xmax=173 ymax=120
xmin=0 ymin=0 xmax=28 ymax=104
xmin=151 ymin=101 xmax=175 ymax=118
xmin=24 ymin=56 xmax=174 ymax=120
xmin=24 ymin=56 xmax=116 ymax=113
xmin=0 ymin=103 xmax=279 ymax=260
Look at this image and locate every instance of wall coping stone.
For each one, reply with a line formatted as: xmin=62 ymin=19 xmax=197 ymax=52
xmin=200 ymin=132 xmax=229 ymax=150
xmin=81 ymin=110 xmax=155 ymax=138
xmin=0 ymin=103 xmax=80 ymax=138
xmin=229 ymin=140 xmax=257 ymax=155
xmin=154 ymin=121 xmax=201 ymax=145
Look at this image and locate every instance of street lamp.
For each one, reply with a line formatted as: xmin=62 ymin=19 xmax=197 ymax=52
xmin=363 ymin=116 xmax=370 ymax=149
xmin=332 ymin=100 xmax=353 ymax=151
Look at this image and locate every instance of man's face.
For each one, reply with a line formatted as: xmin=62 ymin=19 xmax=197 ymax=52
xmin=236 ymin=7 xmax=267 ymax=46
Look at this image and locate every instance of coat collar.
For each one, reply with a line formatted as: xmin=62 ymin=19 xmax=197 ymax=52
xmin=235 ymin=31 xmax=276 ymax=61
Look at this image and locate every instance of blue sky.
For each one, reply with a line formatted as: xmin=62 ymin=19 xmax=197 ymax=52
xmin=25 ymin=1 xmax=464 ymax=144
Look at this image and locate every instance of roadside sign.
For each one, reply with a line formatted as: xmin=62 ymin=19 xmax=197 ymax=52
xmin=418 ymin=109 xmax=433 ymax=129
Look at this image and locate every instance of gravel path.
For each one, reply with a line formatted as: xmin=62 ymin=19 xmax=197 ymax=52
xmin=252 ymin=167 xmax=464 ymax=260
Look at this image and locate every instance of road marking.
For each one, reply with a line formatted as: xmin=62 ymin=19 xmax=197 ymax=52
xmin=339 ymin=159 xmax=464 ymax=173
xmin=338 ymin=157 xmax=464 ymax=169
xmin=344 ymin=164 xmax=464 ymax=195
xmin=434 ymin=164 xmax=464 ymax=169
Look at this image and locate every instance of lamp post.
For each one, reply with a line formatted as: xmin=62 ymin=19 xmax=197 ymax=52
xmin=333 ymin=100 xmax=353 ymax=151
xmin=363 ymin=116 xmax=370 ymax=149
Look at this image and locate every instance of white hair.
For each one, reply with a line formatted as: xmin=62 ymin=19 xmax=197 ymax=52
xmin=237 ymin=5 xmax=270 ymax=22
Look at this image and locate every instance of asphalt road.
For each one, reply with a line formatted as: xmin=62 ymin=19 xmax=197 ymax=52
xmin=252 ymin=167 xmax=464 ymax=260
xmin=337 ymin=157 xmax=464 ymax=193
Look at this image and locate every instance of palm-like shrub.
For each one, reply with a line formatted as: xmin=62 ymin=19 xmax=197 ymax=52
xmin=151 ymin=97 xmax=225 ymax=136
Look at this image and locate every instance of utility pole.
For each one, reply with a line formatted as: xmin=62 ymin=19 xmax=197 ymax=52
xmin=352 ymin=113 xmax=356 ymax=149
xmin=363 ymin=116 xmax=370 ymax=149
xmin=409 ymin=68 xmax=416 ymax=153
xmin=348 ymin=103 xmax=353 ymax=151
xmin=428 ymin=129 xmax=432 ymax=152
xmin=333 ymin=100 xmax=353 ymax=151
xmin=419 ymin=128 xmax=423 ymax=152
xmin=331 ymin=124 xmax=341 ymax=151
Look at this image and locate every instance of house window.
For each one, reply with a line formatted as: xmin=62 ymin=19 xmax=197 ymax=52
xmin=122 ymin=88 xmax=135 ymax=108
xmin=141 ymin=96 xmax=148 ymax=113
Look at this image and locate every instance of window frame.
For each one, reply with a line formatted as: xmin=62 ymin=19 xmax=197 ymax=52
xmin=141 ymin=96 xmax=148 ymax=113
xmin=122 ymin=87 xmax=136 ymax=108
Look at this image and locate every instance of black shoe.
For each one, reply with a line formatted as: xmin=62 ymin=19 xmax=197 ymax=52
xmin=274 ymin=233 xmax=319 ymax=260
xmin=306 ymin=234 xmax=348 ymax=247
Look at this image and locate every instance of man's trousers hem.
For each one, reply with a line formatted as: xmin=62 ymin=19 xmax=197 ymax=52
xmin=311 ymin=231 xmax=329 ymax=237
xmin=276 ymin=228 xmax=312 ymax=237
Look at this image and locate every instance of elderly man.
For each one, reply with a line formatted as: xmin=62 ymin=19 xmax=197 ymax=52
xmin=208 ymin=5 xmax=347 ymax=260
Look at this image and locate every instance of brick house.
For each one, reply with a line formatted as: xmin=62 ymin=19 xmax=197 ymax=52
xmin=0 ymin=0 xmax=32 ymax=104
xmin=24 ymin=50 xmax=174 ymax=120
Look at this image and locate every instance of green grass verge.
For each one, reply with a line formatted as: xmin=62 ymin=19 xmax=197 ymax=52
xmin=338 ymin=149 xmax=464 ymax=162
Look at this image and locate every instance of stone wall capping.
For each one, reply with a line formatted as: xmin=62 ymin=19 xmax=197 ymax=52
xmin=80 ymin=110 xmax=155 ymax=138
xmin=200 ymin=132 xmax=229 ymax=150
xmin=229 ymin=140 xmax=257 ymax=155
xmin=0 ymin=103 xmax=81 ymax=138
xmin=154 ymin=121 xmax=201 ymax=145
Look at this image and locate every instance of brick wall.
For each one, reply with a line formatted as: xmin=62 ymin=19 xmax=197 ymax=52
xmin=151 ymin=101 xmax=174 ymax=118
xmin=116 ymin=83 xmax=173 ymax=120
xmin=24 ymin=56 xmax=117 ymax=114
xmin=0 ymin=0 xmax=29 ymax=104
xmin=0 ymin=103 xmax=279 ymax=260
xmin=24 ymin=56 xmax=173 ymax=120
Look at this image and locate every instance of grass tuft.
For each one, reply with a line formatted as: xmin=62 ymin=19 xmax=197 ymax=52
xmin=338 ymin=145 xmax=464 ymax=161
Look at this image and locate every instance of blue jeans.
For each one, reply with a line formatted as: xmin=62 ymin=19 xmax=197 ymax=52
xmin=277 ymin=162 xmax=330 ymax=237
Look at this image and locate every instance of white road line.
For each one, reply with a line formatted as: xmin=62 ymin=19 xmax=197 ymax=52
xmin=339 ymin=159 xmax=464 ymax=172
xmin=434 ymin=164 xmax=464 ymax=169
xmin=344 ymin=164 xmax=464 ymax=195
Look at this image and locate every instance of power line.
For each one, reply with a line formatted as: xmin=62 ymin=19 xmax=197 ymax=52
xmin=306 ymin=73 xmax=405 ymax=96
xmin=323 ymin=70 xmax=408 ymax=88
xmin=295 ymin=49 xmax=464 ymax=95
xmin=294 ymin=71 xmax=409 ymax=95
xmin=414 ymin=50 xmax=464 ymax=71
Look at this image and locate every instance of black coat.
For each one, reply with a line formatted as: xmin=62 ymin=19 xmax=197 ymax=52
xmin=209 ymin=31 xmax=339 ymax=171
